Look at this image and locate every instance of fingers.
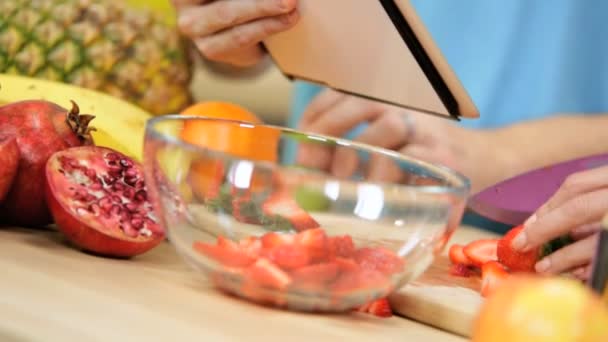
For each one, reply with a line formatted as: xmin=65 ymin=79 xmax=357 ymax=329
xmin=534 ymin=165 xmax=608 ymax=220
xmin=193 ymin=10 xmax=299 ymax=65
xmin=534 ymin=233 xmax=598 ymax=275
xmin=570 ymin=222 xmax=601 ymax=240
xmin=177 ymin=0 xmax=297 ymax=37
xmin=571 ymin=264 xmax=593 ymax=281
xmin=330 ymin=111 xmax=411 ymax=178
xmin=299 ymin=96 xmax=384 ymax=136
xmin=512 ymin=187 xmax=608 ymax=252
xmin=299 ymin=89 xmax=345 ymax=127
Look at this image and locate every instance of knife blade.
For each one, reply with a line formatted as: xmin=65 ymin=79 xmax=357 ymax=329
xmin=467 ymin=153 xmax=608 ymax=226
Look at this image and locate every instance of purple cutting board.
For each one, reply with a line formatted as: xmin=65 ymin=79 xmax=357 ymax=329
xmin=468 ymin=153 xmax=608 ymax=226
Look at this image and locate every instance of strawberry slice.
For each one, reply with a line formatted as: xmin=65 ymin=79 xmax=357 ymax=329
xmin=217 ymin=236 xmax=238 ymax=250
xmin=449 ymin=263 xmax=474 ymax=278
xmin=333 ymin=257 xmax=360 ymax=273
xmin=294 ymin=228 xmax=328 ymax=262
xmin=238 ymin=236 xmax=262 ymax=257
xmin=245 ymin=258 xmax=292 ymax=290
xmin=367 ymin=298 xmax=393 ymax=318
xmin=262 ymin=191 xmax=320 ymax=232
xmin=331 ymin=268 xmax=390 ymax=295
xmin=354 ymin=247 xmax=405 ymax=275
xmin=193 ymin=242 xmax=256 ymax=268
xmin=480 ymin=261 xmax=509 ymax=297
xmin=497 ymin=225 xmax=540 ymax=272
xmin=260 ymin=232 xmax=295 ymax=250
xmin=463 ymin=239 xmax=499 ymax=267
xmin=448 ymin=244 xmax=473 ymax=266
xmin=291 ymin=262 xmax=340 ymax=285
xmin=328 ymin=235 xmax=356 ymax=258
xmin=266 ymin=244 xmax=311 ymax=270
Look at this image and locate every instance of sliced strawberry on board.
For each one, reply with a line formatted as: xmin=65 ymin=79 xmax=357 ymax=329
xmin=480 ymin=260 xmax=509 ymax=297
xmin=497 ymin=225 xmax=540 ymax=273
xmin=266 ymin=244 xmax=311 ymax=270
xmin=294 ymin=228 xmax=328 ymax=262
xmin=328 ymin=235 xmax=356 ymax=259
xmin=193 ymin=242 xmax=256 ymax=268
xmin=262 ymin=191 xmax=320 ymax=232
xmin=238 ymin=236 xmax=263 ymax=257
xmin=354 ymin=247 xmax=405 ymax=276
xmin=463 ymin=239 xmax=499 ymax=268
xmin=217 ymin=235 xmax=239 ymax=250
xmin=448 ymin=244 xmax=473 ymax=266
xmin=245 ymin=258 xmax=292 ymax=290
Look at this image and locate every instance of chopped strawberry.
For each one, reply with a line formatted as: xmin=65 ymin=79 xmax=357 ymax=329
xmin=328 ymin=235 xmax=356 ymax=258
xmin=262 ymin=191 xmax=320 ymax=232
xmin=356 ymin=301 xmax=372 ymax=313
xmin=354 ymin=247 xmax=405 ymax=275
xmin=448 ymin=244 xmax=473 ymax=266
xmin=367 ymin=298 xmax=393 ymax=318
xmin=480 ymin=261 xmax=509 ymax=297
xmin=291 ymin=262 xmax=340 ymax=284
xmin=294 ymin=228 xmax=328 ymax=262
xmin=333 ymin=257 xmax=360 ymax=273
xmin=245 ymin=258 xmax=292 ymax=290
xmin=193 ymin=242 xmax=256 ymax=268
xmin=261 ymin=232 xmax=295 ymax=249
xmin=497 ymin=225 xmax=539 ymax=272
xmin=238 ymin=236 xmax=262 ymax=257
xmin=217 ymin=235 xmax=238 ymax=250
xmin=463 ymin=239 xmax=499 ymax=267
xmin=266 ymin=244 xmax=311 ymax=270
xmin=449 ymin=263 xmax=474 ymax=278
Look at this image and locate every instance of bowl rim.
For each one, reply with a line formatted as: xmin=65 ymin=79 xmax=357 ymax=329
xmin=144 ymin=114 xmax=471 ymax=197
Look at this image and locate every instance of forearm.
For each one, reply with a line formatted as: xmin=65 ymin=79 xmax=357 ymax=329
xmin=477 ymin=114 xmax=608 ymax=188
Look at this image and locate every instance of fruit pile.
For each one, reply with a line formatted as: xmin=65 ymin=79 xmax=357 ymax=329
xmin=448 ymin=224 xmax=573 ymax=297
xmin=0 ymin=99 xmax=164 ymax=257
xmin=193 ymin=227 xmax=404 ymax=317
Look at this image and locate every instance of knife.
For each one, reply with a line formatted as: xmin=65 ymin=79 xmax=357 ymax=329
xmin=467 ymin=153 xmax=608 ymax=226
xmin=589 ymin=212 xmax=608 ymax=301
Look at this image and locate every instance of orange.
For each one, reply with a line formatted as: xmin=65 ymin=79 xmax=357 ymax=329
xmin=179 ymin=101 xmax=280 ymax=198
xmin=472 ymin=275 xmax=608 ymax=342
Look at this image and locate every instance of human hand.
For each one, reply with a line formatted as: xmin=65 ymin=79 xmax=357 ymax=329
xmin=510 ymin=165 xmax=608 ymax=280
xmin=295 ymin=89 xmax=498 ymax=192
xmin=172 ymin=0 xmax=299 ymax=67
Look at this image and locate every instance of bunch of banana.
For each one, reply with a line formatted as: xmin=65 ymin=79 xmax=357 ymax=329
xmin=0 ymin=73 xmax=151 ymax=161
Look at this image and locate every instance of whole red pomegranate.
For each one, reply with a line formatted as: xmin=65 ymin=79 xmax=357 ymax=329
xmin=45 ymin=146 xmax=165 ymax=258
xmin=0 ymin=138 xmax=20 ymax=205
xmin=0 ymin=100 xmax=94 ymax=227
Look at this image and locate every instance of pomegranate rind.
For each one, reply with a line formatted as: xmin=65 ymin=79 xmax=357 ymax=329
xmin=0 ymin=138 xmax=20 ymax=204
xmin=45 ymin=146 xmax=165 ymax=258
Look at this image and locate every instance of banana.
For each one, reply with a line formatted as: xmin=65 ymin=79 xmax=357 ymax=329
xmin=0 ymin=74 xmax=152 ymax=162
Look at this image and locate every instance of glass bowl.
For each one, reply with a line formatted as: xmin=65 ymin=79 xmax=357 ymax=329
xmin=143 ymin=115 xmax=470 ymax=312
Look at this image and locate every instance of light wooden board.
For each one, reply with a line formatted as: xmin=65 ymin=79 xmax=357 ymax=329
xmin=0 ymin=227 xmax=468 ymax=342
xmin=392 ymin=227 xmax=498 ymax=338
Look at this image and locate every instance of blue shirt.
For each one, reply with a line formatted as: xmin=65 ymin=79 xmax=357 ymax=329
xmin=285 ymin=1 xmax=608 ymax=233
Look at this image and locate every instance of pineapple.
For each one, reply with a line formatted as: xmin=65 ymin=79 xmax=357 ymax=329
xmin=0 ymin=0 xmax=193 ymax=115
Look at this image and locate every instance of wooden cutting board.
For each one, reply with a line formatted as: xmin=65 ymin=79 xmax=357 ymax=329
xmin=391 ymin=226 xmax=498 ymax=338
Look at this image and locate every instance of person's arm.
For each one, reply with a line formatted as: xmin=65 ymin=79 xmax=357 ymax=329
xmin=475 ymin=114 xmax=608 ymax=191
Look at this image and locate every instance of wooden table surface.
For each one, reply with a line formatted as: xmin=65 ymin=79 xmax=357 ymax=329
xmin=0 ymin=226 xmax=474 ymax=342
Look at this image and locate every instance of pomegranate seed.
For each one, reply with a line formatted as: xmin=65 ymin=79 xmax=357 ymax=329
xmin=85 ymin=169 xmax=96 ymax=179
xmin=103 ymin=176 xmax=116 ymax=185
xmin=125 ymin=177 xmax=137 ymax=187
xmin=135 ymin=180 xmax=145 ymax=189
xmin=98 ymin=197 xmax=113 ymax=211
xmin=135 ymin=190 xmax=147 ymax=202
xmin=131 ymin=218 xmax=144 ymax=229
xmin=106 ymin=152 xmax=120 ymax=161
xmin=88 ymin=203 xmax=100 ymax=214
xmin=86 ymin=194 xmax=97 ymax=202
xmin=120 ymin=211 xmax=132 ymax=222
xmin=108 ymin=170 xmax=122 ymax=179
xmin=113 ymin=183 xmax=125 ymax=192
xmin=125 ymin=202 xmax=138 ymax=213
xmin=90 ymin=183 xmax=103 ymax=191
xmin=125 ymin=168 xmax=138 ymax=178
xmin=123 ymin=187 xmax=135 ymax=200
xmin=110 ymin=205 xmax=122 ymax=216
